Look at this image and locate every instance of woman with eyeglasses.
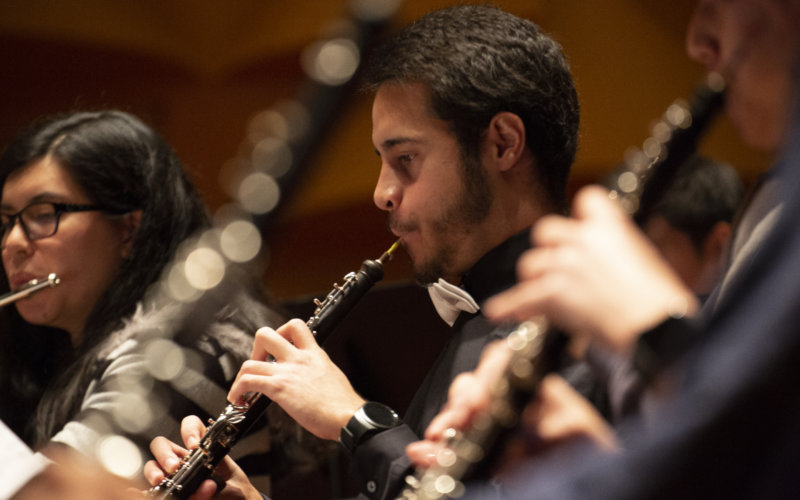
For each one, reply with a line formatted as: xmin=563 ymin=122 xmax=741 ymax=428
xmin=0 ymin=110 xmax=282 ymax=484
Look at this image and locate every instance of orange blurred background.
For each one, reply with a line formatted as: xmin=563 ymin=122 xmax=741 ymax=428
xmin=0 ymin=0 xmax=769 ymax=300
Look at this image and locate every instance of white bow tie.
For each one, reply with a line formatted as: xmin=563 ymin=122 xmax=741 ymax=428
xmin=427 ymin=278 xmax=480 ymax=327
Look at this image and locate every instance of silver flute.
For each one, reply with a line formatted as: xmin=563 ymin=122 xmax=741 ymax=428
xmin=0 ymin=273 xmax=60 ymax=307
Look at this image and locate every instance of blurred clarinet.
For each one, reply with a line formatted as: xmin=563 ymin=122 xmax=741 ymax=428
xmin=148 ymin=241 xmax=399 ymax=499
xmin=0 ymin=273 xmax=60 ymax=308
xmin=610 ymin=72 xmax=726 ymax=222
xmin=398 ymin=73 xmax=726 ymax=500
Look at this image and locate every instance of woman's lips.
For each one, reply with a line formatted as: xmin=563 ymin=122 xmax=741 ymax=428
xmin=9 ymin=273 xmax=38 ymax=290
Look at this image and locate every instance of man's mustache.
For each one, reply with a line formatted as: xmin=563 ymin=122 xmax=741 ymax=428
xmin=386 ymin=214 xmax=418 ymax=235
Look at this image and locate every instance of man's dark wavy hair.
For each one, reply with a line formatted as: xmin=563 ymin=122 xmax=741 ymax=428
xmin=361 ymin=4 xmax=580 ymax=211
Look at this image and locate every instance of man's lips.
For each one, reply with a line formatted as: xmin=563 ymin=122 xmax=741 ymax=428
xmin=388 ymin=221 xmax=417 ymax=241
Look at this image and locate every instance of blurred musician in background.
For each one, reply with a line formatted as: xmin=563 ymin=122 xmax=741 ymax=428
xmin=568 ymin=155 xmax=747 ymax=423
xmin=636 ymin=154 xmax=744 ymax=298
xmin=409 ymin=0 xmax=800 ymax=498
xmin=0 ymin=110 xmax=282 ymax=496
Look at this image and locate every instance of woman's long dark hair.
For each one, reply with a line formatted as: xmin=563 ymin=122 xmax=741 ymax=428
xmin=0 ymin=111 xmax=210 ymax=445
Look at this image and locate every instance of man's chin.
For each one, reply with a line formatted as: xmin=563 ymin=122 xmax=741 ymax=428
xmin=412 ymin=260 xmax=445 ymax=287
xmin=414 ymin=275 xmax=437 ymax=287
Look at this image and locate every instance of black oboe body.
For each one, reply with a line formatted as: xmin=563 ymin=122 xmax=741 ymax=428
xmin=148 ymin=242 xmax=398 ymax=499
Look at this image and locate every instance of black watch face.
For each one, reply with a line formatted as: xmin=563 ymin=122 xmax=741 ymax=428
xmin=363 ymin=402 xmax=399 ymax=427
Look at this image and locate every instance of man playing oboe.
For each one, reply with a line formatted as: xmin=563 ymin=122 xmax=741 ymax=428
xmin=146 ymin=5 xmax=588 ymax=499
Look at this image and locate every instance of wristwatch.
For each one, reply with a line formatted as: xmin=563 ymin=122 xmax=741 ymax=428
xmin=339 ymin=401 xmax=401 ymax=453
xmin=632 ymin=315 xmax=696 ymax=383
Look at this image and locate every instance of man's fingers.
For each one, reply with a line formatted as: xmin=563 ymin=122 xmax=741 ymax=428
xmin=523 ymin=374 xmax=619 ymax=452
xmin=190 ymin=480 xmax=220 ymax=500
xmin=474 ymin=340 xmax=513 ymax=381
xmin=208 ymin=456 xmax=238 ymax=482
xmin=406 ymin=440 xmax=441 ymax=468
xmin=251 ymin=326 xmax=288 ymax=361
xmin=181 ymin=415 xmax=207 ymax=449
xmin=250 ymin=319 xmax=320 ymax=362
xmin=227 ymin=360 xmax=279 ymax=404
xmin=144 ymin=434 xmax=186 ymax=486
xmin=482 ymin=280 xmax=546 ymax=323
xmin=143 ymin=459 xmax=168 ymax=486
xmin=425 ymin=343 xmax=511 ymax=440
xmin=571 ymin=185 xmax=626 ymax=222
xmin=532 ymin=215 xmax=582 ymax=248
xmin=280 ymin=318 xmax=320 ymax=350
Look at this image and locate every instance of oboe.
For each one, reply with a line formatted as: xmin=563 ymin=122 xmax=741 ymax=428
xmin=0 ymin=273 xmax=60 ymax=308
xmin=398 ymin=74 xmax=726 ymax=500
xmin=148 ymin=241 xmax=400 ymax=499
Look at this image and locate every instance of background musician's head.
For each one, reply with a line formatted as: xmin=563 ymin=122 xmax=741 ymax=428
xmin=361 ymin=5 xmax=579 ymax=285
xmin=0 ymin=110 xmax=208 ymax=347
xmin=640 ymin=155 xmax=744 ymax=297
xmin=686 ymin=0 xmax=800 ymax=151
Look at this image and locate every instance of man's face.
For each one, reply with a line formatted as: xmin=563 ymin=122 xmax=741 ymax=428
xmin=686 ymin=0 xmax=800 ymax=151
xmin=371 ymin=82 xmax=492 ymax=285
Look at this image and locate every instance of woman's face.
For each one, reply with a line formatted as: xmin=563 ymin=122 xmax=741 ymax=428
xmin=1 ymin=156 xmax=134 ymax=344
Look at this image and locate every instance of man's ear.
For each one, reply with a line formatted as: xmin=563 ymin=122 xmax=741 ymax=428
xmin=486 ymin=112 xmax=526 ymax=171
xmin=119 ymin=210 xmax=142 ymax=259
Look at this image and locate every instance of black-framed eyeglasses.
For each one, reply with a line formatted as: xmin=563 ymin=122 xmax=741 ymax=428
xmin=0 ymin=202 xmax=111 ymax=248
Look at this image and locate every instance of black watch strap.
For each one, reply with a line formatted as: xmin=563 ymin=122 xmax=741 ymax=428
xmin=339 ymin=401 xmax=401 ymax=454
xmin=632 ymin=315 xmax=698 ymax=383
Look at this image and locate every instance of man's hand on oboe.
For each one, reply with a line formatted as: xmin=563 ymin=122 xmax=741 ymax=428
xmin=410 ymin=340 xmax=513 ymax=462
xmin=484 ymin=186 xmax=698 ymax=353
xmin=144 ymin=416 xmax=261 ymax=500
xmin=406 ymin=341 xmax=619 ymax=474
xmin=228 ymin=319 xmax=366 ymax=441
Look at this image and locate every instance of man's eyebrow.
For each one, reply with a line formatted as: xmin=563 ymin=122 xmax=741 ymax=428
xmin=375 ymin=137 xmax=418 ymax=156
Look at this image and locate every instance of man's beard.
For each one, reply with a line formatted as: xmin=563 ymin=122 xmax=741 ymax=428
xmin=395 ymin=150 xmax=493 ymax=286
